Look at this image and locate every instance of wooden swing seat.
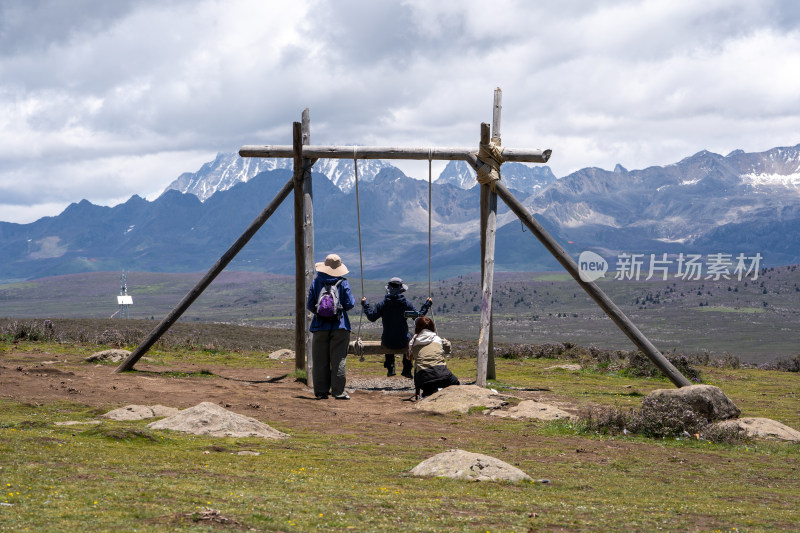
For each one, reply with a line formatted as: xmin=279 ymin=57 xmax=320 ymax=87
xmin=348 ymin=339 xmax=451 ymax=355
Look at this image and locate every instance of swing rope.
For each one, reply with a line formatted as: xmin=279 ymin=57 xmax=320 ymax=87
xmin=428 ymin=149 xmax=432 ymax=298
xmin=427 ymin=149 xmax=434 ymax=322
xmin=353 ymin=148 xmax=366 ymax=361
xmin=351 ymin=148 xmax=435 ymax=360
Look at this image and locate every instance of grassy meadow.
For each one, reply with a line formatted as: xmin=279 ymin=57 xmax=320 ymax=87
xmin=1 ymin=319 xmax=799 ymax=532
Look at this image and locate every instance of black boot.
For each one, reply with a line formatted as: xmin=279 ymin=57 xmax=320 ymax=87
xmin=384 ymin=354 xmax=396 ymax=376
xmin=400 ymin=357 xmax=413 ymax=379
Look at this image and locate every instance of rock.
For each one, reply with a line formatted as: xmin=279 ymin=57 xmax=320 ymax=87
xmin=410 ymin=449 xmax=532 ymax=482
xmin=490 ymin=400 xmax=576 ymax=421
xmin=268 ymin=349 xmax=294 ymax=360
xmin=85 ymin=349 xmax=131 ymax=363
xmin=55 ymin=420 xmax=102 ymax=426
xmin=711 ymin=417 xmax=800 ymax=443
xmin=102 ymin=404 xmax=180 ymax=421
xmin=647 ymin=384 xmax=740 ymax=421
xmin=545 ymin=364 xmax=582 ymax=371
xmin=414 ymin=385 xmax=509 ymax=414
xmin=147 ymin=402 xmax=289 ymax=439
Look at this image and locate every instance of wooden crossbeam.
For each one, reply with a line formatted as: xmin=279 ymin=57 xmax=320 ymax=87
xmin=240 ymin=145 xmax=551 ymax=163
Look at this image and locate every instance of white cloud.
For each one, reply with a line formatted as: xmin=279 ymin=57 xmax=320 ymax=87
xmin=1 ymin=0 xmax=799 ymax=222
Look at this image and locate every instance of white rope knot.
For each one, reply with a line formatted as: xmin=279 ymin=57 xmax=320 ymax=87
xmin=476 ymin=140 xmax=505 ymax=191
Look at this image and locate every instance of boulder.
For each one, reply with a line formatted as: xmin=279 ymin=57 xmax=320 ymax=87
xmin=147 ymin=402 xmax=289 ymax=439
xmin=414 ymin=385 xmax=509 ymax=414
xmin=85 ymin=349 xmax=131 ymax=363
xmin=102 ymin=404 xmax=180 ymax=421
xmin=647 ymin=384 xmax=740 ymax=421
xmin=711 ymin=417 xmax=800 ymax=443
xmin=545 ymin=364 xmax=582 ymax=371
xmin=490 ymin=400 xmax=576 ymax=421
xmin=410 ymin=449 xmax=531 ymax=482
xmin=268 ymin=349 xmax=295 ymax=360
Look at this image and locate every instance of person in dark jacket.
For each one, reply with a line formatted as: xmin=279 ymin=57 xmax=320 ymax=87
xmin=361 ymin=277 xmax=431 ymax=377
xmin=306 ymin=253 xmax=356 ymax=400
xmin=407 ymin=316 xmax=459 ymax=398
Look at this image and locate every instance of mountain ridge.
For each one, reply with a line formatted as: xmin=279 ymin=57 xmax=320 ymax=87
xmin=2 ymin=143 xmax=799 ymax=282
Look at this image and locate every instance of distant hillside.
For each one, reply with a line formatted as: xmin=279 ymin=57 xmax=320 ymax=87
xmin=2 ymin=266 xmax=798 ymax=364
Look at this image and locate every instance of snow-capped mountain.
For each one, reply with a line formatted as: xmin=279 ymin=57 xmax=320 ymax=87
xmin=162 ymin=152 xmax=401 ymax=200
xmin=524 ymin=143 xmax=800 ymax=250
xmin=437 ymin=160 xmax=556 ymax=193
xmin=164 ymin=152 xmax=557 ymax=201
xmin=3 ymin=143 xmax=800 ymax=282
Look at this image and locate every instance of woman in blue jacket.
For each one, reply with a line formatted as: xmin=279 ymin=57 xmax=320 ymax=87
xmin=361 ymin=277 xmax=432 ymax=378
xmin=306 ymin=253 xmax=356 ymax=400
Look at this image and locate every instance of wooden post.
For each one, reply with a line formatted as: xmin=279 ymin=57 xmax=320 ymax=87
xmin=477 ymin=123 xmax=497 ymax=387
xmin=480 ymin=181 xmax=487 ymax=349
xmin=293 ymin=122 xmax=306 ymax=377
xmin=487 ymin=87 xmax=502 ymax=380
xmin=114 ymin=176 xmax=296 ymax=373
xmin=301 ymin=109 xmax=315 ymax=383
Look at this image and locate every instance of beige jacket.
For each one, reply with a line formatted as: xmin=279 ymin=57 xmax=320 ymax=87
xmin=407 ymin=330 xmax=451 ymax=372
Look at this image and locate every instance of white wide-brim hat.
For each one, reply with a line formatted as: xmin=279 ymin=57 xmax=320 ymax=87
xmin=315 ymin=253 xmax=349 ymax=276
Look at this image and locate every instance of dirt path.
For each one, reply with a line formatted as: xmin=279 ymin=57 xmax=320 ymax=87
xmin=1 ymin=349 xmax=523 ymax=445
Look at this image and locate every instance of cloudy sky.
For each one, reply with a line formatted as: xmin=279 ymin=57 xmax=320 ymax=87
xmin=2 ymin=0 xmax=799 ymax=223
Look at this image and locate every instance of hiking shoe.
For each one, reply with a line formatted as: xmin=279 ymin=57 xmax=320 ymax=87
xmin=386 ymin=365 xmax=396 ymax=377
xmin=315 ymin=394 xmax=328 ymax=400
xmin=333 ymin=392 xmax=350 ymax=400
xmin=401 ymin=369 xmax=413 ymax=379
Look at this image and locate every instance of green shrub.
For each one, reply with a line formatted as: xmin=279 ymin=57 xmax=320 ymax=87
xmin=579 ymin=397 xmax=748 ymax=444
xmin=622 ymin=352 xmax=702 ymax=381
xmin=0 ymin=320 xmax=58 ymax=342
xmin=774 ymin=354 xmax=800 ymax=372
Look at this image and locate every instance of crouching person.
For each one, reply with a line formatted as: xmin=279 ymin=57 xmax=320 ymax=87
xmin=406 ymin=316 xmax=459 ymax=399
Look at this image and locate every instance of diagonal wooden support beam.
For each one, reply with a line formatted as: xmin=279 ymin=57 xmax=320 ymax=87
xmin=114 ymin=176 xmax=296 ymax=373
xmin=496 ymin=182 xmax=692 ymax=388
xmin=461 ymin=150 xmax=689 ymax=387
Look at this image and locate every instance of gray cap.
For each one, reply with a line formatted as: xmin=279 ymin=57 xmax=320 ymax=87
xmin=386 ymin=277 xmax=408 ymax=292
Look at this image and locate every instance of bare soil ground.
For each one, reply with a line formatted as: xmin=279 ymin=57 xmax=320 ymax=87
xmin=1 ymin=347 xmax=578 ymax=450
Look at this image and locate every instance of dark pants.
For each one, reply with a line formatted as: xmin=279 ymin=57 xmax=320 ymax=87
xmin=419 ymin=371 xmax=460 ymax=398
xmin=384 ymin=354 xmax=412 ymax=375
xmin=311 ymin=329 xmax=350 ymax=397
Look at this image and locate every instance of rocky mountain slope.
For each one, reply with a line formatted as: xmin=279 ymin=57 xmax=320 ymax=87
xmin=1 ymin=144 xmax=798 ymax=282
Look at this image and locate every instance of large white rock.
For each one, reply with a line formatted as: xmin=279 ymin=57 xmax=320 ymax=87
xmin=712 ymin=417 xmax=800 ymax=442
xmin=410 ymin=449 xmax=532 ymax=482
xmin=85 ymin=349 xmax=131 ymax=363
xmin=147 ymin=402 xmax=288 ymax=439
xmin=490 ymin=400 xmax=576 ymax=421
xmin=268 ymin=349 xmax=295 ymax=360
xmin=414 ymin=385 xmax=508 ymax=414
xmin=102 ymin=405 xmax=179 ymax=421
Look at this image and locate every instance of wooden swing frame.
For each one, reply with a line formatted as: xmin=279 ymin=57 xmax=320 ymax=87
xmin=114 ymin=89 xmax=691 ymax=389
